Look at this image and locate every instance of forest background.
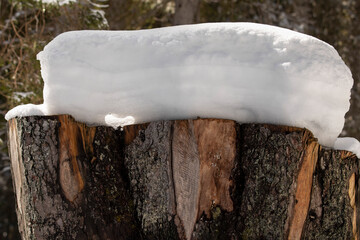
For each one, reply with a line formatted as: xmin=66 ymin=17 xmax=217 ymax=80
xmin=0 ymin=0 xmax=359 ymax=239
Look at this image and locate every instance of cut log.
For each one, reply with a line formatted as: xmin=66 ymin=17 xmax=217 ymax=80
xmin=7 ymin=115 xmax=360 ymax=239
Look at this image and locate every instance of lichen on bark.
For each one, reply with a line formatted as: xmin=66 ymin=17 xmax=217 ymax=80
xmin=10 ymin=116 xmax=83 ymax=239
xmin=9 ymin=116 xmax=142 ymax=240
xmin=302 ymin=150 xmax=359 ymax=239
xmin=235 ymin=124 xmax=305 ymax=239
xmin=124 ymin=121 xmax=179 ymax=239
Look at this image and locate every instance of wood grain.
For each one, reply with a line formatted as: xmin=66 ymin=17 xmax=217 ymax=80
xmin=193 ymin=119 xmax=236 ymax=218
xmin=58 ymin=115 xmax=95 ymax=204
xmin=172 ymin=120 xmax=200 ymax=240
xmin=287 ymin=132 xmax=319 ymax=240
xmin=8 ymin=119 xmax=29 ymax=239
xmin=349 ymin=173 xmax=359 ymax=240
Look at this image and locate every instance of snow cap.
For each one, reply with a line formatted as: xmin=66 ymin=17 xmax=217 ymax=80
xmin=6 ymin=23 xmax=354 ymax=148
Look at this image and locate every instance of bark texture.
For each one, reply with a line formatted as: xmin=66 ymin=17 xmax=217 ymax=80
xmin=174 ymin=0 xmax=200 ymax=25
xmin=7 ymin=115 xmax=360 ymax=240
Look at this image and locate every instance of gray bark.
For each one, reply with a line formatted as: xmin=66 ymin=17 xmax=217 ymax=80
xmin=174 ymin=0 xmax=200 ymax=25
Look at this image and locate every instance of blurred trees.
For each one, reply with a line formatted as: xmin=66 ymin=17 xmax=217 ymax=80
xmin=0 ymin=0 xmax=359 ymax=239
xmin=174 ymin=0 xmax=200 ymax=24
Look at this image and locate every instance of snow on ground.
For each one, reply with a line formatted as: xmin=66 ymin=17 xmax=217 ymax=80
xmin=40 ymin=0 xmax=76 ymax=5
xmin=12 ymin=92 xmax=35 ymax=103
xmin=5 ymin=23 xmax=359 ymax=156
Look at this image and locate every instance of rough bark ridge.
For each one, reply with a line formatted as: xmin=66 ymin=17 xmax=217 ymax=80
xmin=8 ymin=116 xmax=141 ymax=239
xmin=8 ymin=115 xmax=360 ymax=240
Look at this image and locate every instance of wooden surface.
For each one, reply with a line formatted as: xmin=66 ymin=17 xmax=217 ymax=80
xmin=172 ymin=120 xmax=200 ymax=240
xmin=7 ymin=115 xmax=360 ymax=240
xmin=287 ymin=132 xmax=319 ymax=239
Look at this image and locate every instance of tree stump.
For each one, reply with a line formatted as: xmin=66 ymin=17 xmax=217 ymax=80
xmin=7 ymin=115 xmax=360 ymax=240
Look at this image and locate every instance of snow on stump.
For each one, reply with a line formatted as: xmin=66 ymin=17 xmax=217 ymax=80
xmin=7 ymin=116 xmax=360 ymax=239
xmin=5 ymin=23 xmax=360 ymax=239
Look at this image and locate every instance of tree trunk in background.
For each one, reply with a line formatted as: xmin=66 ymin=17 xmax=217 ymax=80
xmin=7 ymin=115 xmax=360 ymax=240
xmin=174 ymin=0 xmax=200 ymax=25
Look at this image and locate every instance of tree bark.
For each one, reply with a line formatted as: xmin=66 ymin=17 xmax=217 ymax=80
xmin=7 ymin=115 xmax=360 ymax=240
xmin=174 ymin=0 xmax=200 ymax=25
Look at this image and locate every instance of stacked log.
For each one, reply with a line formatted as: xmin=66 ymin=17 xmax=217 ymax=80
xmin=7 ymin=115 xmax=359 ymax=239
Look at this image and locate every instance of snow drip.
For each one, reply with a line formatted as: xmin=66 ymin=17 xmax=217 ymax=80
xmin=5 ymin=23 xmax=357 ymax=154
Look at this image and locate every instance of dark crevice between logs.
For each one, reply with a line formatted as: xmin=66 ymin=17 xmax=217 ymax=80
xmin=231 ymin=123 xmax=246 ymax=235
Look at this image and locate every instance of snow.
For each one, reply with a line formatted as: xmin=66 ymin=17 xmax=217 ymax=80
xmin=39 ymin=0 xmax=75 ymax=5
xmin=5 ymin=22 xmax=357 ymax=154
xmin=105 ymin=114 xmax=135 ymax=129
xmin=7 ymin=104 xmax=47 ymax=118
xmin=12 ymin=92 xmax=35 ymax=102
xmin=334 ymin=138 xmax=360 ymax=157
